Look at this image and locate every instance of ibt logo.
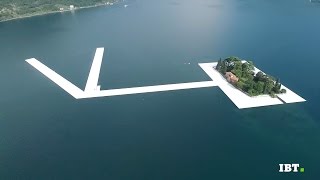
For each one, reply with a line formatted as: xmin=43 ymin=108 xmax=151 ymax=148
xmin=279 ymin=164 xmax=304 ymax=173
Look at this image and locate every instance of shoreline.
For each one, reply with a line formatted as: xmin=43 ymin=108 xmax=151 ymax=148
xmin=0 ymin=2 xmax=120 ymax=23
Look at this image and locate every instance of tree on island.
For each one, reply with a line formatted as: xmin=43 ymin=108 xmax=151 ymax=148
xmin=280 ymin=89 xmax=287 ymax=93
xmin=215 ymin=57 xmax=287 ymax=97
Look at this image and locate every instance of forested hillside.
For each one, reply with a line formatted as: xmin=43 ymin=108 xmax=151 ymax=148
xmin=0 ymin=0 xmax=116 ymax=21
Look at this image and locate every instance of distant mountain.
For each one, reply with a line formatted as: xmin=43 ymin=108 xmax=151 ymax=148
xmin=0 ymin=0 xmax=117 ymax=22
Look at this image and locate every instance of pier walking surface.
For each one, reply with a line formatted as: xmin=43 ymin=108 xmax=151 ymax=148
xmin=26 ymin=48 xmax=306 ymax=109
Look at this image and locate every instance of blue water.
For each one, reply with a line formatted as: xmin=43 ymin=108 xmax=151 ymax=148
xmin=0 ymin=0 xmax=320 ymax=179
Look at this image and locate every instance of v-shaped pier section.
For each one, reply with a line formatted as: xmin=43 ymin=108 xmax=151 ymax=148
xmin=26 ymin=47 xmax=306 ymax=109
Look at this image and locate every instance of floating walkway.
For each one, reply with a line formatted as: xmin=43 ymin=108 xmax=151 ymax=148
xmin=83 ymin=81 xmax=217 ymax=98
xmin=26 ymin=48 xmax=306 ymax=109
xmin=199 ymin=62 xmax=306 ymax=109
xmin=85 ymin=48 xmax=104 ymax=92
xmin=26 ymin=58 xmax=84 ymax=99
xmin=26 ymin=48 xmax=216 ymax=100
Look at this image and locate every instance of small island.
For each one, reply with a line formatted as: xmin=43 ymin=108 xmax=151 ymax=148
xmin=215 ymin=57 xmax=286 ymax=98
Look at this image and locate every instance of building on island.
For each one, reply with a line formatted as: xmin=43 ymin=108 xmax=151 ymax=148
xmin=225 ymin=72 xmax=239 ymax=84
xmin=70 ymin=5 xmax=75 ymax=10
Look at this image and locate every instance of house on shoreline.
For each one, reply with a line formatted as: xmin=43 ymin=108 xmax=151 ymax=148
xmin=225 ymin=72 xmax=239 ymax=84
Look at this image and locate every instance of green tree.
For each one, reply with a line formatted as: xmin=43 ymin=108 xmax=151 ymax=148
xmin=244 ymin=80 xmax=254 ymax=92
xmin=220 ymin=61 xmax=227 ymax=74
xmin=232 ymin=61 xmax=243 ymax=77
xmin=248 ymin=88 xmax=258 ymax=96
xmin=216 ymin=59 xmax=222 ymax=71
xmin=270 ymin=91 xmax=276 ymax=98
xmin=274 ymin=78 xmax=281 ymax=92
xmin=247 ymin=61 xmax=255 ymax=71
xmin=235 ymin=81 xmax=245 ymax=90
xmin=254 ymin=81 xmax=265 ymax=94
xmin=273 ymin=86 xmax=281 ymax=94
xmin=263 ymin=79 xmax=274 ymax=94
xmin=241 ymin=62 xmax=254 ymax=78
xmin=231 ymin=68 xmax=242 ymax=78
xmin=280 ymin=89 xmax=287 ymax=94
xmin=255 ymin=71 xmax=264 ymax=81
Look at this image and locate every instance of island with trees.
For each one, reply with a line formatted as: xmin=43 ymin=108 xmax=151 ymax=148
xmin=0 ymin=0 xmax=118 ymax=22
xmin=215 ymin=57 xmax=287 ymax=98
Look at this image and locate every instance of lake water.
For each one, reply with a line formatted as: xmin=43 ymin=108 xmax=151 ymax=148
xmin=0 ymin=0 xmax=320 ymax=179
